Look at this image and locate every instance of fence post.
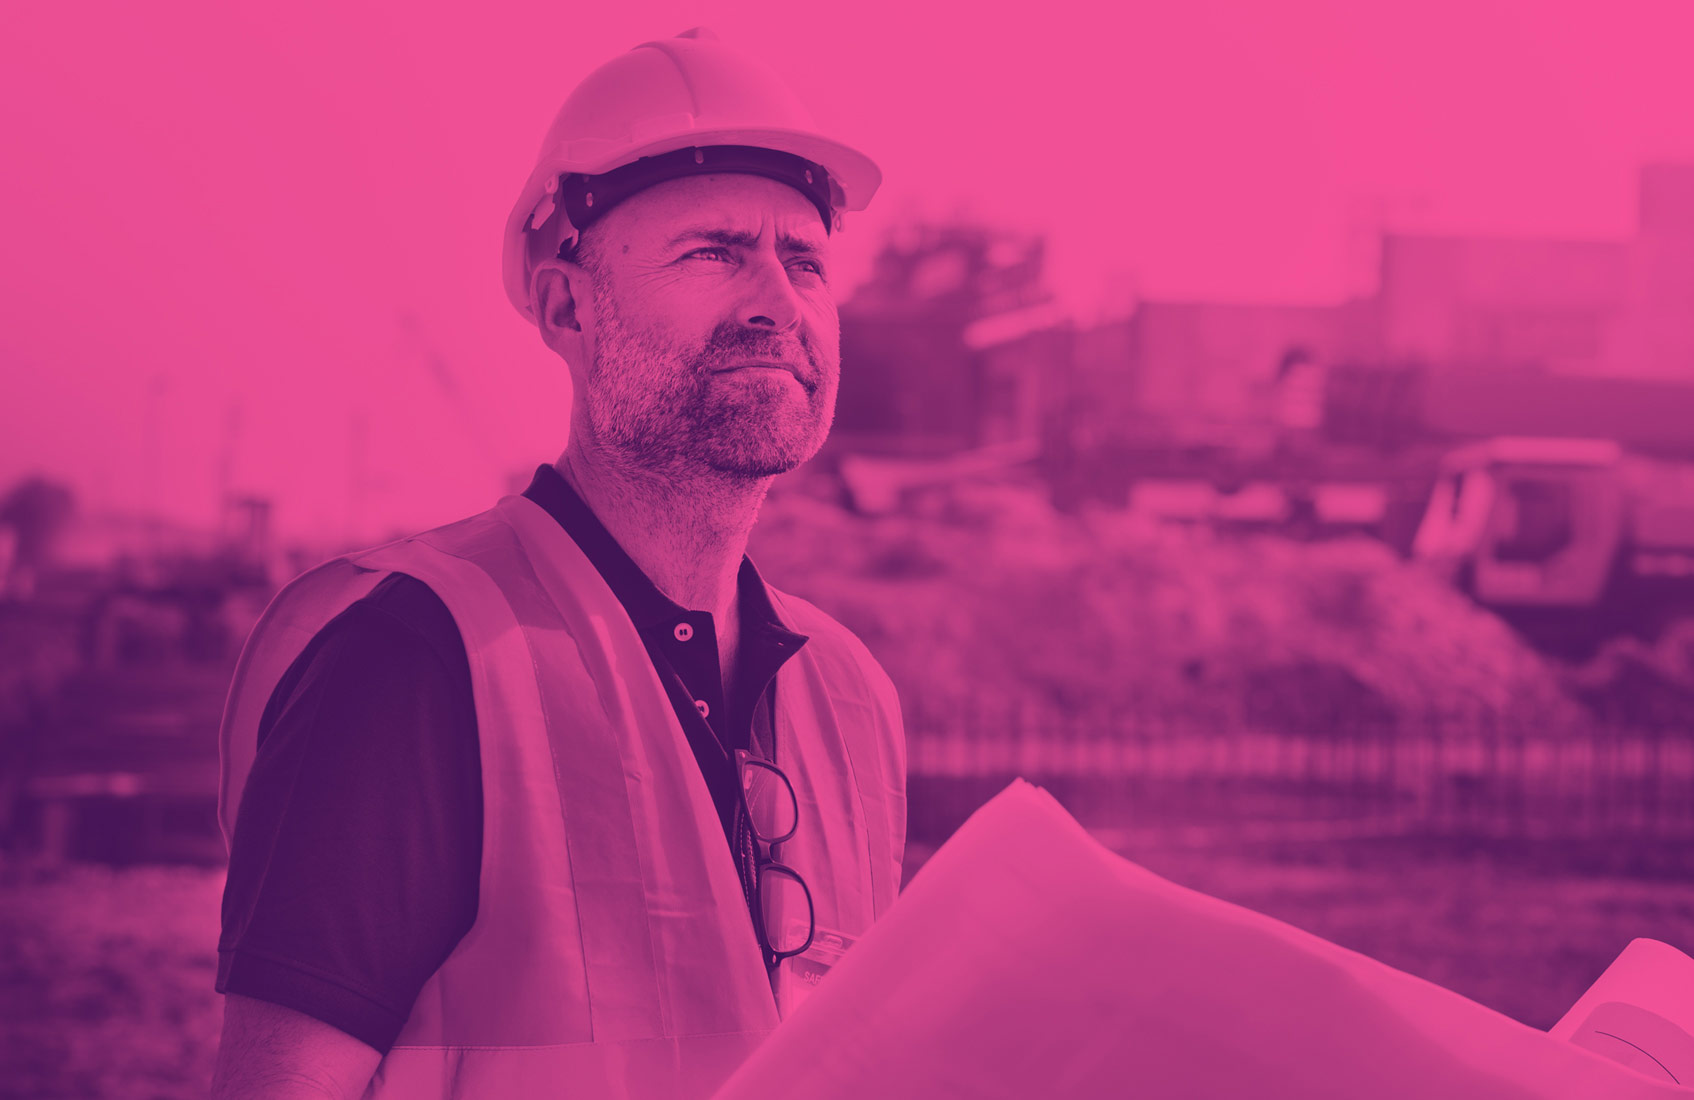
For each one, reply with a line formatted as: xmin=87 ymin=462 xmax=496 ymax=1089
xmin=1381 ymin=716 xmax=1397 ymax=832
xmin=1009 ymin=695 xmax=1021 ymax=777
xmin=911 ymin=692 xmax=927 ymax=777
xmin=1595 ymin=727 xmax=1612 ymax=837
xmin=1432 ymin=712 xmax=1449 ymax=834
xmin=1648 ymin=723 xmax=1664 ymax=837
xmin=1509 ymin=717 xmax=1526 ymax=840
xmin=956 ymin=691 xmax=973 ymax=778
xmin=1482 ymin=709 xmax=1499 ymax=838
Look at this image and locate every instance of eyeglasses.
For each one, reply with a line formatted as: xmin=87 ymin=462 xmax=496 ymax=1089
xmin=735 ymin=749 xmax=815 ymax=969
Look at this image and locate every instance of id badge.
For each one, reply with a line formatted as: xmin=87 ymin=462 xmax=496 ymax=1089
xmin=775 ymin=923 xmax=856 ymax=1016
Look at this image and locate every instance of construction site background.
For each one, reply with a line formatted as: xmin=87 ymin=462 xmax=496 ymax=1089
xmin=5 ymin=169 xmax=1694 ymax=1098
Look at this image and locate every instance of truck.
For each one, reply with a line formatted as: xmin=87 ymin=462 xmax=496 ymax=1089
xmin=1411 ymin=436 xmax=1694 ymax=660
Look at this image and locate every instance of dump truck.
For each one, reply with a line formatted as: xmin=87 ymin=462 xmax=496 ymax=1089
xmin=1411 ymin=437 xmax=1694 ymax=658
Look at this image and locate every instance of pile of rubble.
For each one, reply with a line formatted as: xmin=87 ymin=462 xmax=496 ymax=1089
xmin=752 ymin=486 xmax=1589 ymax=736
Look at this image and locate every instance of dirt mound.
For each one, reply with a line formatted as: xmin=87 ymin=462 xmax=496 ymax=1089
xmin=752 ymin=486 xmax=1584 ymax=734
xmin=1561 ymin=620 xmax=1694 ymax=728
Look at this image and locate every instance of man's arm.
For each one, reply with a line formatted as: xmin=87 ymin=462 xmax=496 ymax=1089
xmin=214 ymin=574 xmax=481 ymax=1092
xmin=210 ymin=994 xmax=382 ymax=1099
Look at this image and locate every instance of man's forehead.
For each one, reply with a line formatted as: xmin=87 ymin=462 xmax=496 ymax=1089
xmin=617 ymin=175 xmax=830 ymax=249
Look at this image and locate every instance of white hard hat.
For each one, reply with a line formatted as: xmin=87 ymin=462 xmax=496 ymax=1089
xmin=503 ymin=27 xmax=883 ymax=323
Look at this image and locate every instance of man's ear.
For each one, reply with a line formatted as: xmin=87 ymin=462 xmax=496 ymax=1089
xmin=531 ymin=259 xmax=594 ymax=359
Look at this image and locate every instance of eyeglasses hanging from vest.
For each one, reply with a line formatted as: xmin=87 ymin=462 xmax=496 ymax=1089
xmin=735 ymin=749 xmax=816 ymax=970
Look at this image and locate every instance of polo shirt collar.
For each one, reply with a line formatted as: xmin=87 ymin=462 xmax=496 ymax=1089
xmin=520 ymin=463 xmax=806 ymax=648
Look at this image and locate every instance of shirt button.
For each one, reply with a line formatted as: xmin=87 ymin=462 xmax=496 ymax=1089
xmin=694 ymin=699 xmax=710 ymax=717
xmin=674 ymin=622 xmax=694 ymax=642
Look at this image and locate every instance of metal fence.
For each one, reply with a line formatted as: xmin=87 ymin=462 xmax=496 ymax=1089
xmin=903 ymin=695 xmax=1694 ymax=843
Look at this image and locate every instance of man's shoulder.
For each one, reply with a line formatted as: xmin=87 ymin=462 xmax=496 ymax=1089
xmin=348 ymin=502 xmax=516 ymax=565
xmin=321 ymin=503 xmax=526 ymax=614
xmin=766 ymin=585 xmax=863 ymax=650
xmin=768 ymin=586 xmax=900 ymax=702
xmin=351 ymin=573 xmax=464 ymax=667
xmin=258 ymin=543 xmax=473 ymax=706
xmin=273 ymin=571 xmax=469 ymax=709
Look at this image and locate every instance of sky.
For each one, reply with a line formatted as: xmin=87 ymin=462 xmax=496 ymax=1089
xmin=3 ymin=0 xmax=1692 ymax=540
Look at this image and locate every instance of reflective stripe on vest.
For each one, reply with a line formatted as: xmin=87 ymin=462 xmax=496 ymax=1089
xmin=217 ymin=495 xmax=907 ymax=1099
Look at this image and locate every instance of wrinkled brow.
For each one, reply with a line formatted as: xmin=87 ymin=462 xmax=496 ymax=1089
xmin=664 ymin=227 xmax=825 ymax=257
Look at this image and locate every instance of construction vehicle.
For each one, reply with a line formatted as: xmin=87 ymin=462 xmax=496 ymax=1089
xmin=1411 ymin=437 xmax=1694 ymax=658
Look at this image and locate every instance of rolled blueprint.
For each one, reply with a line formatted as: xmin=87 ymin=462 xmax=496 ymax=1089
xmin=713 ymin=780 xmax=1692 ymax=1099
xmin=1551 ymin=938 xmax=1694 ymax=1084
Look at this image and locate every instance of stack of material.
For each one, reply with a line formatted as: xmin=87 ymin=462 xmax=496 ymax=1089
xmin=713 ymin=782 xmax=1690 ymax=1099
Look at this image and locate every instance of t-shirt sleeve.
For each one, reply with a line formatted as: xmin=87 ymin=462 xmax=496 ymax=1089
xmin=216 ymin=573 xmax=482 ymax=1054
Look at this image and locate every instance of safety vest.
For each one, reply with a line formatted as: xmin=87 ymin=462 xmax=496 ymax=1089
xmin=217 ymin=495 xmax=907 ymax=1099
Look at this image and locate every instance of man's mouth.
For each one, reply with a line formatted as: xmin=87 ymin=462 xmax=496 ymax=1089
xmin=713 ymin=358 xmax=811 ymax=387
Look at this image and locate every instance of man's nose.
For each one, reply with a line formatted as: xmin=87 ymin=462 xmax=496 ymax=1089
xmin=737 ymin=255 xmax=802 ymax=333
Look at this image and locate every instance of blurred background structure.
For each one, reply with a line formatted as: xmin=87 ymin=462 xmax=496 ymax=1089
xmin=4 ymin=2 xmax=1694 ymax=1096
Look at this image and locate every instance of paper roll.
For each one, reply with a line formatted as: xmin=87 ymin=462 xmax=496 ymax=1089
xmin=712 ymin=781 xmax=1694 ymax=1099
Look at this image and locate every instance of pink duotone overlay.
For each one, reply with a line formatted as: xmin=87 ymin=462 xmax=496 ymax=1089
xmin=3 ymin=3 xmax=1694 ymax=1097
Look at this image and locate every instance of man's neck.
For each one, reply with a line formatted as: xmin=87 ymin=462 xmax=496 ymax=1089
xmin=554 ymin=445 xmax=769 ymax=628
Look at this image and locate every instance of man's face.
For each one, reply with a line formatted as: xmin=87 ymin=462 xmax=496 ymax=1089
xmin=572 ymin=173 xmax=840 ymax=481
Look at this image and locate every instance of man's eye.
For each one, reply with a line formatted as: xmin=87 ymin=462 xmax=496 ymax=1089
xmin=790 ymin=260 xmax=826 ymax=278
xmin=688 ymin=247 xmax=733 ymax=262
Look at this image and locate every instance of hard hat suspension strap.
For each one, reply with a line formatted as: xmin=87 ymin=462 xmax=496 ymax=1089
xmin=552 ymin=145 xmax=837 ymax=259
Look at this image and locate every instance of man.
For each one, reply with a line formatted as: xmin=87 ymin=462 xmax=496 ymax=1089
xmin=211 ymin=28 xmax=906 ymax=1099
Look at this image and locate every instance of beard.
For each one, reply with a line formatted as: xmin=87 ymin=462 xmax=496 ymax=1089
xmin=579 ymin=283 xmax=838 ymax=480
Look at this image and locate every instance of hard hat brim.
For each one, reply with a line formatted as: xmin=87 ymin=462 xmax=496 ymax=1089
xmin=503 ymin=127 xmax=881 ymax=321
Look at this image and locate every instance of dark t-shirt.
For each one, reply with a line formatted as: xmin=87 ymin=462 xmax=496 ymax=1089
xmin=216 ymin=465 xmax=808 ymax=1052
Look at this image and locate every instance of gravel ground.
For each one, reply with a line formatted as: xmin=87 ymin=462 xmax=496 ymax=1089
xmin=0 ymin=864 xmax=224 ymax=1100
xmin=1115 ymin=841 xmax=1694 ymax=1031
xmin=6 ymin=843 xmax=1693 ymax=1099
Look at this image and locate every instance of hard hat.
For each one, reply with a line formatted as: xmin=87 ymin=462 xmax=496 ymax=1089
xmin=503 ymin=27 xmax=883 ymax=323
